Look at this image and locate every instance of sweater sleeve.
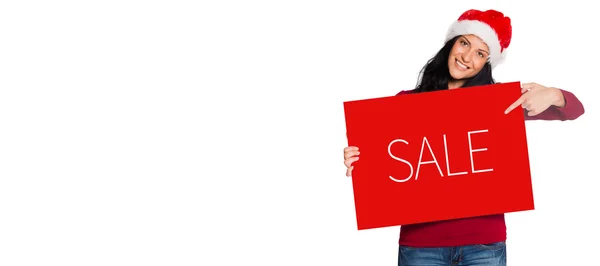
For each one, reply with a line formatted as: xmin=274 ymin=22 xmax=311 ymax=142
xmin=524 ymin=89 xmax=585 ymax=121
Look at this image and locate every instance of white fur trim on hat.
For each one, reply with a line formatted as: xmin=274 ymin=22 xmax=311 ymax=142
xmin=445 ymin=20 xmax=506 ymax=68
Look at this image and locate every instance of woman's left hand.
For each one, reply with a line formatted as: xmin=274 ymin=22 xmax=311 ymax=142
xmin=504 ymin=82 xmax=565 ymax=116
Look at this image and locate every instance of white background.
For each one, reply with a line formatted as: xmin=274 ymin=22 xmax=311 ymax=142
xmin=1 ymin=0 xmax=598 ymax=265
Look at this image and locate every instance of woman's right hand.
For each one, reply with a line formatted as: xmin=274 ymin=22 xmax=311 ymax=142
xmin=343 ymin=146 xmax=360 ymax=177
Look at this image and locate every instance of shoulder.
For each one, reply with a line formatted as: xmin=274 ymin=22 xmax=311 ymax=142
xmin=396 ymin=89 xmax=417 ymax=96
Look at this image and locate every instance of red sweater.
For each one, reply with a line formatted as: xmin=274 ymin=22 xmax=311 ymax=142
xmin=395 ymin=87 xmax=585 ymax=247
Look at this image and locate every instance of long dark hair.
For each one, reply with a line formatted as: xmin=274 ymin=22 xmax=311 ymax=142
xmin=412 ymin=35 xmax=495 ymax=93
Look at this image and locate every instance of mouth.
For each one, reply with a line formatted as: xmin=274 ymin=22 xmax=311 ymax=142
xmin=455 ymin=59 xmax=469 ymax=70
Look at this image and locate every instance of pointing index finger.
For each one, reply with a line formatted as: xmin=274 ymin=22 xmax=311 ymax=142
xmin=504 ymin=95 xmax=525 ymax=114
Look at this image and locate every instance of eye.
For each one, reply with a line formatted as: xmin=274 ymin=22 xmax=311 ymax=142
xmin=477 ymin=52 xmax=484 ymax=58
xmin=461 ymin=40 xmax=468 ymax=46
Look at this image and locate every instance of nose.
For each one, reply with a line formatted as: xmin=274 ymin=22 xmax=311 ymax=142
xmin=461 ymin=50 xmax=474 ymax=63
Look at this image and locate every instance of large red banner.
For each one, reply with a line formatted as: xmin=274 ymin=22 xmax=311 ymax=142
xmin=343 ymin=82 xmax=534 ymax=230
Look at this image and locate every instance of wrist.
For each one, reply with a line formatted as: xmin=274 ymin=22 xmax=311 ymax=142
xmin=552 ymin=88 xmax=566 ymax=107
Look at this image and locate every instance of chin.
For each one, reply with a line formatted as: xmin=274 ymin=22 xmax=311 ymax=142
xmin=449 ymin=70 xmax=466 ymax=80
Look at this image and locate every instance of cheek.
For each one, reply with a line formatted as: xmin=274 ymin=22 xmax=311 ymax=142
xmin=472 ymin=58 xmax=487 ymax=71
xmin=451 ymin=45 xmax=464 ymax=54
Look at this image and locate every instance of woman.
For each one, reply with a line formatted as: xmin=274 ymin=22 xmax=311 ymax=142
xmin=342 ymin=9 xmax=585 ymax=266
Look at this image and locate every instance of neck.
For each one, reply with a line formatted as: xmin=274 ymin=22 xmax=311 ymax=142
xmin=448 ymin=79 xmax=465 ymax=90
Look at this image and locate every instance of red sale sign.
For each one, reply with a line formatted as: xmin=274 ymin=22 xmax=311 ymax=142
xmin=343 ymin=82 xmax=534 ymax=230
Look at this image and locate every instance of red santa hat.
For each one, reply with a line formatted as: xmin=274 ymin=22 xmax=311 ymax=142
xmin=445 ymin=9 xmax=512 ymax=69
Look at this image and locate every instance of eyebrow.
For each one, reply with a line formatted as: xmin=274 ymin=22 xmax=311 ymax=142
xmin=461 ymin=37 xmax=490 ymax=55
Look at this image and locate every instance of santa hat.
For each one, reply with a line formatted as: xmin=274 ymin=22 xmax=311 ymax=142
xmin=445 ymin=9 xmax=512 ymax=69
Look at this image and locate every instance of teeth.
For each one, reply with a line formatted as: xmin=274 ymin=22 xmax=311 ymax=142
xmin=456 ymin=60 xmax=467 ymax=69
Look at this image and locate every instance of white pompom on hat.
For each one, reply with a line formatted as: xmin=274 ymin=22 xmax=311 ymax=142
xmin=445 ymin=9 xmax=512 ymax=69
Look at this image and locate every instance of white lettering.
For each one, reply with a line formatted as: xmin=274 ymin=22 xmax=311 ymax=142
xmin=388 ymin=139 xmax=413 ymax=182
xmin=415 ymin=136 xmax=444 ymax=180
xmin=444 ymin=134 xmax=468 ymax=176
xmin=468 ymin=129 xmax=493 ymax=173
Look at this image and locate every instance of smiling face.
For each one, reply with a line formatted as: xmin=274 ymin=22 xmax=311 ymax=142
xmin=448 ymin=34 xmax=490 ymax=82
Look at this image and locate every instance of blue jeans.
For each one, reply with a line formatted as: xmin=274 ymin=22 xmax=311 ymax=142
xmin=398 ymin=241 xmax=506 ymax=266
